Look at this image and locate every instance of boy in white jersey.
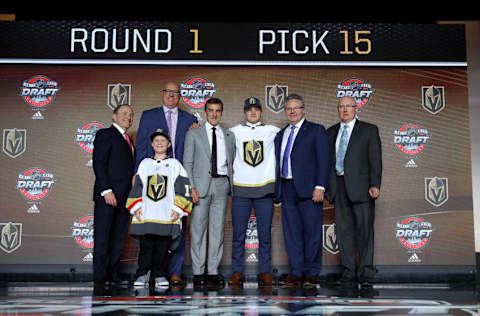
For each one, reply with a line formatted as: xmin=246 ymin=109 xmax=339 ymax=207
xmin=126 ymin=130 xmax=192 ymax=289
xmin=228 ymin=97 xmax=279 ymax=287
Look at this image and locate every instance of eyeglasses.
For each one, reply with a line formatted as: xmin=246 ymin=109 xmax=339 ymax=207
xmin=162 ymin=89 xmax=181 ymax=95
xmin=338 ymin=105 xmax=357 ymax=109
xmin=285 ymin=106 xmax=304 ymax=112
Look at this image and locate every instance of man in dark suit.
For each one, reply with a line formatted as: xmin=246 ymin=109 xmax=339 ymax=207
xmin=274 ymin=94 xmax=330 ymax=288
xmin=135 ymin=81 xmax=198 ymax=287
xmin=326 ymin=96 xmax=382 ymax=288
xmin=92 ymin=104 xmax=135 ymax=286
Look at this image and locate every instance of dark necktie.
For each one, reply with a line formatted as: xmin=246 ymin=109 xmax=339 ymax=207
xmin=211 ymin=127 xmax=218 ymax=177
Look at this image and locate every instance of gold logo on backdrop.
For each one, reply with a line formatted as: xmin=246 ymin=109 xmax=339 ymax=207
xmin=265 ymin=85 xmax=288 ymax=113
xmin=425 ymin=176 xmax=448 ymax=207
xmin=0 ymin=223 xmax=22 ymax=254
xmin=147 ymin=174 xmax=168 ymax=202
xmin=243 ymin=140 xmax=264 ymax=167
xmin=107 ymin=83 xmax=131 ymax=110
xmin=3 ymin=128 xmax=26 ymax=158
xmin=422 ymin=86 xmax=445 ymax=114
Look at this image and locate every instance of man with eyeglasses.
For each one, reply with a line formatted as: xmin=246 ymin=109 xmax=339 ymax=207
xmin=274 ymin=94 xmax=330 ymax=288
xmin=326 ymin=96 xmax=382 ymax=288
xmin=135 ymin=81 xmax=198 ymax=288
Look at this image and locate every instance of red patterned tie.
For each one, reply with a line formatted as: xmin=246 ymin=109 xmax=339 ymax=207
xmin=124 ymin=132 xmax=133 ymax=155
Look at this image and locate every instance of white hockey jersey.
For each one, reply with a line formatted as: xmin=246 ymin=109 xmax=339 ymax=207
xmin=230 ymin=123 xmax=279 ymax=198
xmin=126 ymin=158 xmax=192 ymax=242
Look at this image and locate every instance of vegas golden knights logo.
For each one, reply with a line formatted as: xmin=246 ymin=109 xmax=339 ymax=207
xmin=425 ymin=176 xmax=448 ymax=207
xmin=323 ymin=224 xmax=339 ymax=254
xmin=107 ymin=83 xmax=131 ymax=110
xmin=243 ymin=140 xmax=264 ymax=167
xmin=0 ymin=222 xmax=22 ymax=253
xmin=422 ymin=86 xmax=445 ymax=114
xmin=265 ymin=84 xmax=288 ymax=113
xmin=3 ymin=128 xmax=26 ymax=158
xmin=147 ymin=174 xmax=168 ymax=202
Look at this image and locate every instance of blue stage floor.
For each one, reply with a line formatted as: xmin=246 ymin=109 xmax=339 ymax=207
xmin=0 ymin=281 xmax=479 ymax=315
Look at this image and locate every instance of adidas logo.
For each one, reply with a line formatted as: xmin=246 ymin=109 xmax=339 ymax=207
xmin=27 ymin=204 xmax=40 ymax=214
xmin=83 ymin=252 xmax=93 ymax=262
xmin=32 ymin=111 xmax=44 ymax=120
xmin=408 ymin=253 xmax=421 ymax=263
xmin=246 ymin=253 xmax=258 ymax=263
xmin=405 ymin=159 xmax=417 ymax=168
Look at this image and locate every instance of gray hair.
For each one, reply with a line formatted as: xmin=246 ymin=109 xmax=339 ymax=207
xmin=285 ymin=94 xmax=305 ymax=108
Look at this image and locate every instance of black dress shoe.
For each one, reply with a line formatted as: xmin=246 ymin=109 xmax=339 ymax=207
xmin=110 ymin=273 xmax=129 ymax=285
xmin=336 ymin=277 xmax=357 ymax=287
xmin=359 ymin=278 xmax=374 ymax=288
xmin=193 ymin=275 xmax=207 ymax=288
xmin=207 ymin=275 xmax=225 ymax=288
xmin=94 ymin=278 xmax=110 ymax=287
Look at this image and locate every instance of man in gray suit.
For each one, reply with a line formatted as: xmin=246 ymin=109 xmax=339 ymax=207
xmin=183 ymin=97 xmax=236 ymax=288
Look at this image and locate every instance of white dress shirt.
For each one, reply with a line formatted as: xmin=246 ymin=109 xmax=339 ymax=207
xmin=205 ymin=121 xmax=228 ymax=175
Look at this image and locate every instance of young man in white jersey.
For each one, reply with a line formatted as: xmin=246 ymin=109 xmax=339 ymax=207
xmin=228 ymin=97 xmax=280 ymax=287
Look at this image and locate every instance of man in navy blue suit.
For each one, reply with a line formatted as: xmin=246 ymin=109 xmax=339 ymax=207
xmin=274 ymin=94 xmax=330 ymax=288
xmin=93 ymin=104 xmax=135 ymax=286
xmin=135 ymin=81 xmax=198 ymax=287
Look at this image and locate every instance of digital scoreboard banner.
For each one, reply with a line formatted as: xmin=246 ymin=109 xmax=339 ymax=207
xmin=0 ymin=22 xmax=473 ymax=279
xmin=0 ymin=22 xmax=466 ymax=64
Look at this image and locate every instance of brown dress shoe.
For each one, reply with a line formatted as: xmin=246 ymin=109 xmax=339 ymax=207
xmin=257 ymin=272 xmax=275 ymax=286
xmin=279 ymin=274 xmax=302 ymax=287
xmin=228 ymin=272 xmax=244 ymax=285
xmin=170 ymin=275 xmax=184 ymax=286
xmin=303 ymin=274 xmax=317 ymax=288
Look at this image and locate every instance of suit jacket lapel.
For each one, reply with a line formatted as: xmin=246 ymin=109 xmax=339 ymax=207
xmin=221 ymin=126 xmax=233 ymax=162
xmin=292 ymin=120 xmax=309 ymax=150
xmin=158 ymin=106 xmax=169 ymax=133
xmin=331 ymin=123 xmax=341 ymax=164
xmin=344 ymin=120 xmax=361 ymax=159
xmin=112 ymin=125 xmax=134 ymax=159
xmin=201 ymin=123 xmax=211 ymax=159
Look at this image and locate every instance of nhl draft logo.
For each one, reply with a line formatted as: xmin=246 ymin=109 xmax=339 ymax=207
xmin=16 ymin=167 xmax=55 ymax=201
xmin=425 ymin=177 xmax=448 ymax=207
xmin=72 ymin=215 xmax=94 ymax=250
xmin=336 ymin=78 xmax=374 ymax=110
xmin=147 ymin=174 xmax=168 ymax=202
xmin=243 ymin=140 xmax=264 ymax=167
xmin=180 ymin=77 xmax=216 ymax=109
xmin=265 ymin=85 xmax=288 ymax=113
xmin=422 ymin=86 xmax=445 ymax=114
xmin=108 ymin=83 xmax=131 ymax=110
xmin=75 ymin=122 xmax=106 ymax=154
xmin=245 ymin=216 xmax=259 ymax=249
xmin=323 ymin=224 xmax=339 ymax=254
xmin=0 ymin=222 xmax=22 ymax=253
xmin=395 ymin=216 xmax=433 ymax=250
xmin=20 ymin=75 xmax=59 ymax=109
xmin=3 ymin=128 xmax=26 ymax=158
xmin=394 ymin=123 xmax=430 ymax=155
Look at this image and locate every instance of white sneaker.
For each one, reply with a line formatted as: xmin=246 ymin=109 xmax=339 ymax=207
xmin=134 ymin=271 xmax=150 ymax=287
xmin=155 ymin=276 xmax=169 ymax=288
